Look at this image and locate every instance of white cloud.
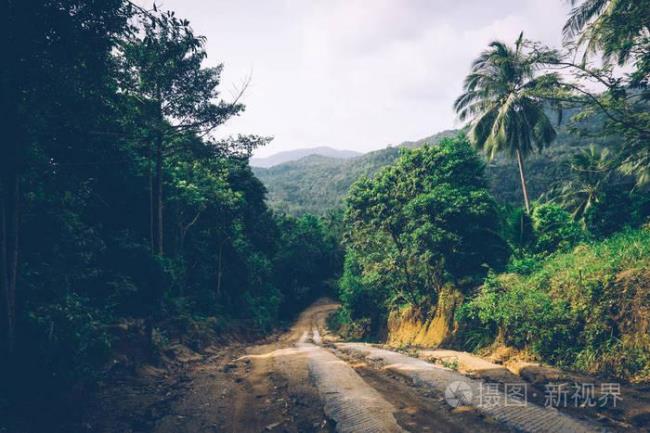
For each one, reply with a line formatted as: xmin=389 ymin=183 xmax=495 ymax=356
xmin=149 ymin=0 xmax=570 ymax=157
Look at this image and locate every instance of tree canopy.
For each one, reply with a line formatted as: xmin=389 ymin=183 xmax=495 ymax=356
xmin=338 ymin=135 xmax=509 ymax=334
xmin=0 ymin=3 xmax=340 ymax=431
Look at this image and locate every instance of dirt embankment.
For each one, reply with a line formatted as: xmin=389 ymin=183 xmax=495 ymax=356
xmin=387 ymin=285 xmax=462 ymax=347
xmin=382 ymin=269 xmax=650 ymax=432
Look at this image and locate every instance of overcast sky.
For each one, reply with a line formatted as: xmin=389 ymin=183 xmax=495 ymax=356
xmin=148 ymin=0 xmax=570 ymax=157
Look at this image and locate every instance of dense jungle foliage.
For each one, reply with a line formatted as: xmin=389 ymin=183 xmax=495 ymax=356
xmin=0 ymin=1 xmax=341 ymax=430
xmin=331 ymin=0 xmax=650 ymax=381
xmin=333 ymin=142 xmax=650 ymax=380
xmin=2 ymin=0 xmax=650 ymax=431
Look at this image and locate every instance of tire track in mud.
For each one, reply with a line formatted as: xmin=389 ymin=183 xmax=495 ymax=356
xmin=226 ymin=301 xmax=605 ymax=433
xmin=296 ymin=304 xmax=407 ymax=433
xmin=304 ymin=304 xmax=497 ymax=433
xmin=300 ymin=340 xmax=407 ymax=433
xmin=235 ymin=302 xmax=407 ymax=433
xmin=334 ymin=343 xmax=607 ymax=433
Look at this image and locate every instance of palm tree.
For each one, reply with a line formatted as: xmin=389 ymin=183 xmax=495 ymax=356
xmin=564 ymin=0 xmax=650 ymax=65
xmin=454 ymin=33 xmax=558 ymax=213
xmin=556 ymin=145 xmax=614 ymax=221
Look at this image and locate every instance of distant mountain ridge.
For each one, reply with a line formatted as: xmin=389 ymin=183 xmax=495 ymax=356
xmin=253 ymin=125 xmax=604 ymax=215
xmin=252 ymin=130 xmax=463 ymax=214
xmin=250 ymin=146 xmax=362 ymax=168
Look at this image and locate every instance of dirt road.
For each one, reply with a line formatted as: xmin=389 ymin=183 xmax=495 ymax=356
xmin=200 ymin=299 xmax=505 ymax=433
xmin=110 ymin=298 xmax=613 ymax=433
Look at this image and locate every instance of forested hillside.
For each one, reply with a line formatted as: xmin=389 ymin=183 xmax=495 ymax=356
xmin=253 ymin=146 xmax=402 ymax=215
xmin=255 ymin=121 xmax=610 ymax=215
xmin=329 ymin=0 xmax=650 ymax=389
xmin=0 ymin=3 xmax=340 ymax=431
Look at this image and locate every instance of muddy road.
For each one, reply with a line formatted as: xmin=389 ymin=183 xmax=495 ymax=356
xmin=100 ymin=299 xmax=619 ymax=433
xmin=177 ymin=299 xmax=504 ymax=433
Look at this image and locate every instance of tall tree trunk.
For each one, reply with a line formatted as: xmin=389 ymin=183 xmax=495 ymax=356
xmin=156 ymin=143 xmax=163 ymax=256
xmin=154 ymin=130 xmax=164 ymax=256
xmin=1 ymin=189 xmax=9 ymax=355
xmin=216 ymin=239 xmax=224 ymax=299
xmin=151 ymin=98 xmax=164 ymax=257
xmin=179 ymin=224 xmax=187 ymax=258
xmin=3 ymin=0 xmax=22 ymax=361
xmin=147 ymin=107 xmax=165 ymax=360
xmin=1 ymin=170 xmax=18 ymax=356
xmin=8 ymin=176 xmax=18 ymax=355
xmin=179 ymin=211 xmax=201 ymax=259
xmin=148 ymin=141 xmax=154 ymax=252
xmin=515 ymin=148 xmax=531 ymax=214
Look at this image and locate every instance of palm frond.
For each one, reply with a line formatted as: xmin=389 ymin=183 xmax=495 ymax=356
xmin=563 ymin=0 xmax=610 ymax=40
xmin=469 ymin=106 xmax=499 ymax=154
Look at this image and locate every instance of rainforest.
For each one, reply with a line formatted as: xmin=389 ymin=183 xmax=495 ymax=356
xmin=1 ymin=1 xmax=649 ymax=432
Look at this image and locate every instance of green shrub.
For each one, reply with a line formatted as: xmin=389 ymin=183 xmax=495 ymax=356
xmin=532 ymin=203 xmax=586 ymax=254
xmin=241 ymin=289 xmax=282 ymax=331
xmin=584 ymin=186 xmax=633 ymax=238
xmin=459 ymin=275 xmax=580 ymax=366
xmin=505 ymin=254 xmax=543 ymax=275
xmin=28 ymin=293 xmax=113 ymax=383
xmin=631 ymin=190 xmax=650 ymax=226
xmin=457 ymin=228 xmax=650 ymax=380
xmin=499 ymin=205 xmax=535 ymax=251
xmin=338 ymin=251 xmax=389 ymax=336
xmin=326 ymin=307 xmax=371 ymax=340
